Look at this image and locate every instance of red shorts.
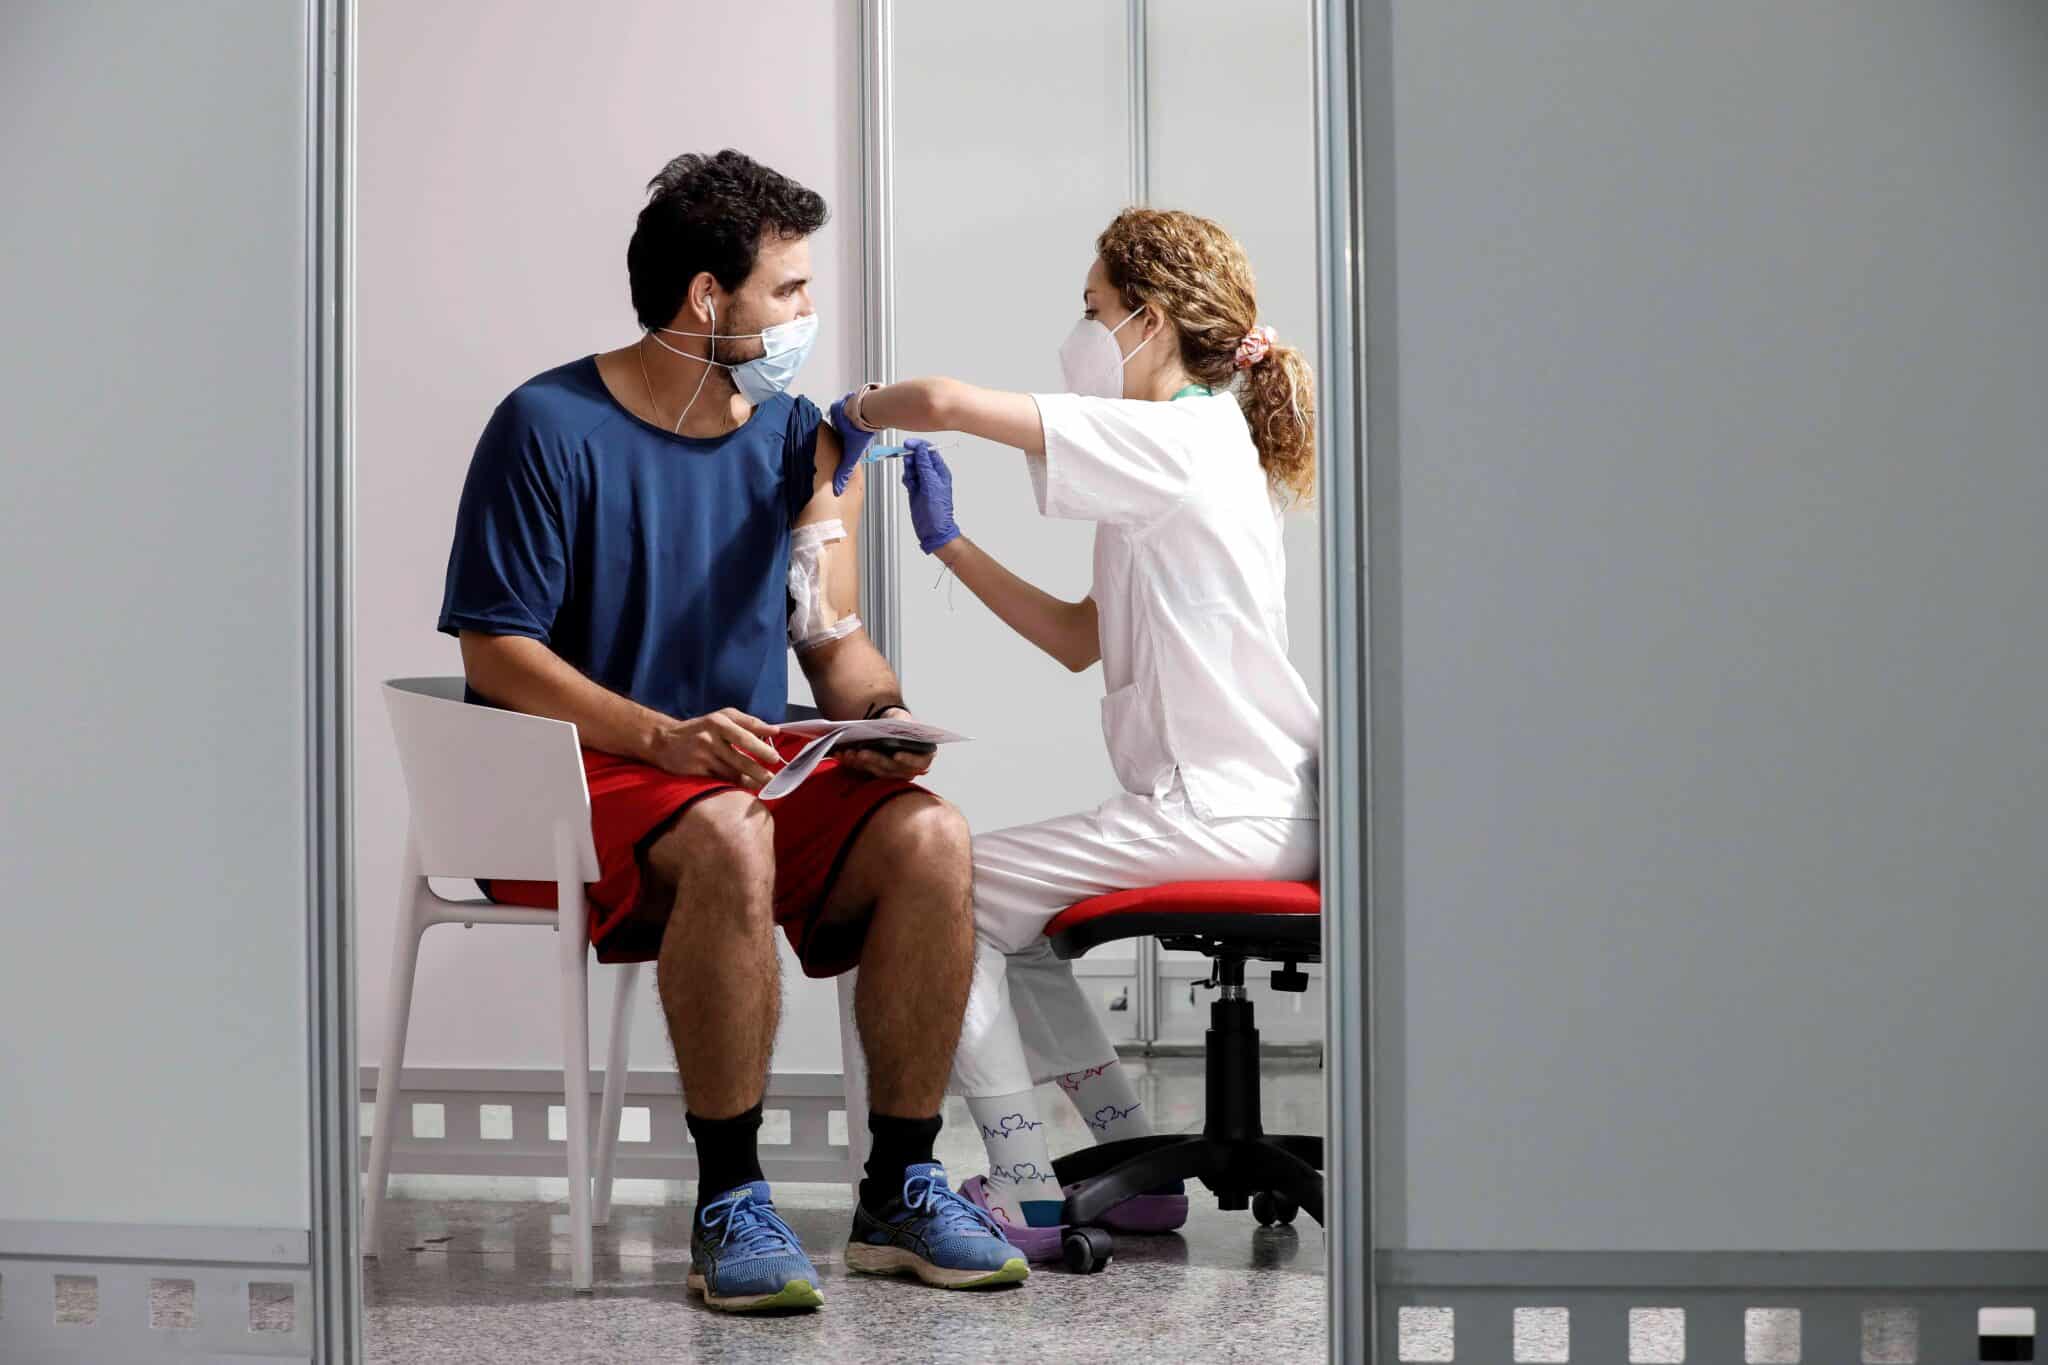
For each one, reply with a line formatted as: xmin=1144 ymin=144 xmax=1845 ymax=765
xmin=483 ymin=737 xmax=922 ymax=976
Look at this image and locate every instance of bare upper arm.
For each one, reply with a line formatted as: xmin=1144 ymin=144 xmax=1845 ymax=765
xmin=457 ymin=628 xmax=523 ymax=681
xmin=457 ymin=630 xmax=556 ymax=710
xmin=797 ymin=420 xmax=863 ymax=621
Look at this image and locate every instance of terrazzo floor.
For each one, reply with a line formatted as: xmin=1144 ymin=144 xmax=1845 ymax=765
xmin=363 ymin=1056 xmax=1329 ymax=1364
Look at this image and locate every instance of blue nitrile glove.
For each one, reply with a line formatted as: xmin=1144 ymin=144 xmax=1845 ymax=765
xmin=829 ymin=391 xmax=878 ymax=495
xmin=901 ymin=440 xmax=961 ymax=554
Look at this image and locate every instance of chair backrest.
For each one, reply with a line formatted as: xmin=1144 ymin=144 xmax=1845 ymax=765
xmin=383 ymin=676 xmax=599 ymax=883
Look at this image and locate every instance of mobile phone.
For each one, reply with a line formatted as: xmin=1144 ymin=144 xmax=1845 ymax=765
xmin=838 ymin=737 xmax=937 ymax=759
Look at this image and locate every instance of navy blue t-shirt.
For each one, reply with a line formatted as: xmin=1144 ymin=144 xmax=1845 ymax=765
xmin=438 ymin=357 xmax=821 ymax=723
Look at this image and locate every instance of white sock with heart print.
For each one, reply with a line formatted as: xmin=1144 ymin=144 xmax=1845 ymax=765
xmin=965 ymin=1090 xmax=1064 ymax=1229
xmin=1056 ymin=1060 xmax=1156 ymax=1144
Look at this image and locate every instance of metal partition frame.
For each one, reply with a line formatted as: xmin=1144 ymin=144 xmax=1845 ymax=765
xmin=1125 ymin=0 xmax=1166 ymax=1049
xmin=857 ymin=0 xmax=902 ymax=671
xmin=307 ymin=0 xmax=360 ymax=1358
xmin=1316 ymin=0 xmax=1375 ymax=1359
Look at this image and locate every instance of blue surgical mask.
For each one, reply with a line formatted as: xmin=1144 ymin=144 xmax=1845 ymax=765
xmin=647 ymin=299 xmax=819 ymax=429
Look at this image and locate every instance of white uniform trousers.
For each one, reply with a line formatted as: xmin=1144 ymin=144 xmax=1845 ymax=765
xmin=952 ymin=787 xmax=1318 ymax=1098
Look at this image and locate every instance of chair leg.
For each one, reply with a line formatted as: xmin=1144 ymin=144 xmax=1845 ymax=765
xmin=556 ymin=842 xmax=595 ymax=1292
xmin=591 ymin=960 xmax=640 ymax=1226
xmin=361 ymin=857 xmax=428 ymax=1257
xmin=1063 ymin=1137 xmax=1223 ymax=1226
xmin=1064 ymin=1136 xmax=1326 ymax=1228
xmin=1051 ymin=1134 xmax=1191 ymax=1187
xmin=1265 ymin=1133 xmax=1323 ymax=1168
xmin=835 ymin=970 xmax=869 ymax=1193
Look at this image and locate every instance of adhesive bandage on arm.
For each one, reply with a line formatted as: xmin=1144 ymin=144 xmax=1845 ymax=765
xmin=788 ymin=519 xmax=862 ymax=652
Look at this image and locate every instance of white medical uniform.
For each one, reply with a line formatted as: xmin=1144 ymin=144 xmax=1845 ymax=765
xmin=951 ymin=389 xmax=1321 ymax=1099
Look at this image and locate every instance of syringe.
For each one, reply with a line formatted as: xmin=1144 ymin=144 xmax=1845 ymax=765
xmin=859 ymin=440 xmax=951 ymax=465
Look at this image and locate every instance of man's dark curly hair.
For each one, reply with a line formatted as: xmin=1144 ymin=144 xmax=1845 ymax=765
xmin=627 ymin=150 xmax=829 ymax=331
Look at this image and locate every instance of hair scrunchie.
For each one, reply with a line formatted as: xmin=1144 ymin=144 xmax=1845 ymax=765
xmin=1234 ymin=324 xmax=1277 ymax=370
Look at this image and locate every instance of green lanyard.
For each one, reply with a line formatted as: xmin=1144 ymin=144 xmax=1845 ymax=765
xmin=1171 ymin=383 xmax=1216 ymax=401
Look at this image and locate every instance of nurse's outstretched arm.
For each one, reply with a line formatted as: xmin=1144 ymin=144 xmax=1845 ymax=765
xmin=854 ymin=377 xmax=1044 ymax=456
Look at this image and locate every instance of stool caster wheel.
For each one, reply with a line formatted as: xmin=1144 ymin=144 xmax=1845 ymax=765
xmin=1062 ymin=1226 xmax=1114 ymax=1273
xmin=1252 ymin=1191 xmax=1299 ymax=1227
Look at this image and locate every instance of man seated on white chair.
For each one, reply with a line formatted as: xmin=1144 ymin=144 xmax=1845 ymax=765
xmin=436 ymin=149 xmax=1026 ymax=1312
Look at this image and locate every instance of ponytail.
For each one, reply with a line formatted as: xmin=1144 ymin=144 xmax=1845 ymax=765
xmin=1236 ymin=337 xmax=1316 ymax=506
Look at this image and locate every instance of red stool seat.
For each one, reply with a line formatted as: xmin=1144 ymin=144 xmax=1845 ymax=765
xmin=1045 ymin=880 xmax=1321 ymax=960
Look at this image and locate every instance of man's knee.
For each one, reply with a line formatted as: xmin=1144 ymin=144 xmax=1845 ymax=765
xmin=646 ymin=792 xmax=776 ymax=908
xmin=878 ymin=795 xmax=973 ymax=898
xmin=889 ymin=792 xmax=971 ymax=858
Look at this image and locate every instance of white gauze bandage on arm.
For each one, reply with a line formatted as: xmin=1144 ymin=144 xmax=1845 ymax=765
xmin=788 ymin=519 xmax=863 ymax=652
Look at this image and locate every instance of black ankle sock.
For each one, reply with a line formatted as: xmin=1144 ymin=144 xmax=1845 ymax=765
xmin=685 ymin=1103 xmax=765 ymax=1210
xmin=860 ymin=1112 xmax=943 ymax=1210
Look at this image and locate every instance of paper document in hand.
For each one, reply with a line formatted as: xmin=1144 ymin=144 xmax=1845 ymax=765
xmin=760 ymin=717 xmax=969 ymax=800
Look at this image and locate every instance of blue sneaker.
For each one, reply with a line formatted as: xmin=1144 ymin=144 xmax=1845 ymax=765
xmin=687 ymin=1182 xmax=824 ymax=1312
xmin=845 ymin=1163 xmax=1030 ymax=1288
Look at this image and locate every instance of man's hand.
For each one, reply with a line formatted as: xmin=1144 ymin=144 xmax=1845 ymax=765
xmin=836 ymin=702 xmax=936 ymax=782
xmin=646 ymin=708 xmax=783 ymax=792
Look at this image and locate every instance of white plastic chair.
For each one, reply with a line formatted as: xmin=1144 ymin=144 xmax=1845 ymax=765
xmin=361 ymin=676 xmax=869 ymax=1292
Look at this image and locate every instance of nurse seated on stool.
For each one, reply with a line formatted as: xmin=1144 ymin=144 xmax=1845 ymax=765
xmin=828 ymin=207 xmax=1322 ymax=1261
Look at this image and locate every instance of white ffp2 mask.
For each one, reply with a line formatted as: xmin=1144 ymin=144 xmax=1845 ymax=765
xmin=1058 ymin=306 xmax=1152 ymax=399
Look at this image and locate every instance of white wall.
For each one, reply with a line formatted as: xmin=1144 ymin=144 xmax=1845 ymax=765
xmin=355 ymin=0 xmax=863 ymax=1076
xmin=0 ymin=0 xmax=313 ymax=1228
xmin=1378 ymin=0 xmax=2048 ymax=1250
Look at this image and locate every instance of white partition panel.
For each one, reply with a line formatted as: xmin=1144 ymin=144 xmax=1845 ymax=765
xmin=1371 ymin=1 xmax=2048 ymax=1357
xmin=889 ymin=0 xmax=1132 ymax=840
xmin=1147 ymin=0 xmax=1323 ymax=706
xmin=886 ymin=0 xmax=1141 ymax=1061
xmin=0 ymin=0 xmax=313 ymax=1233
xmin=1 ymin=1 xmax=321 ymax=1357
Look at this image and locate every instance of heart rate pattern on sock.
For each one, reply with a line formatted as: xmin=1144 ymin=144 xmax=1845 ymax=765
xmin=979 ymin=1112 xmax=1045 ymax=1141
xmin=966 ymin=1090 xmax=1064 ymax=1216
xmin=1055 ymin=1064 xmax=1111 ymax=1094
xmin=989 ymin=1161 xmax=1050 ymax=1186
xmin=1087 ymin=1102 xmax=1142 ymax=1134
xmin=1057 ymin=1062 xmax=1156 ymax=1145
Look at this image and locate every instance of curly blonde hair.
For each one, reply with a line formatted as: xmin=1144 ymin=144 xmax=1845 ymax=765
xmin=1096 ymin=207 xmax=1315 ymax=504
